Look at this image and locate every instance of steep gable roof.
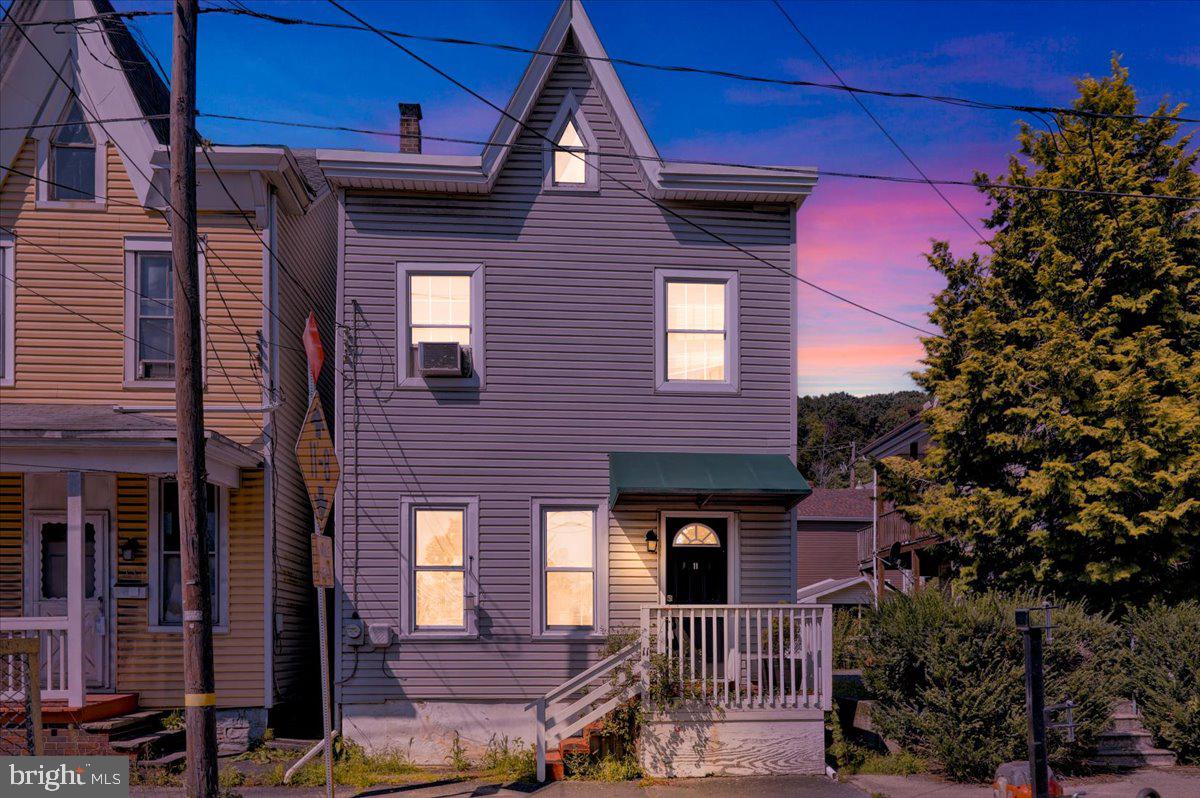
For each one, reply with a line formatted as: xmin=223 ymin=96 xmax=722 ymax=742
xmin=319 ymin=0 xmax=817 ymax=204
xmin=92 ymin=0 xmax=169 ymax=145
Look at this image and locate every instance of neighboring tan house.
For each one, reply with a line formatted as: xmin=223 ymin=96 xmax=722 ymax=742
xmin=318 ymin=0 xmax=833 ymax=780
xmin=859 ymin=412 xmax=941 ymax=596
xmin=795 ymin=487 xmax=872 ymax=597
xmin=0 ymin=0 xmax=335 ymax=756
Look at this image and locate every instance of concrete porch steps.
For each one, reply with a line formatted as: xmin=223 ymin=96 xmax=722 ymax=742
xmin=1090 ymin=701 xmax=1177 ymax=769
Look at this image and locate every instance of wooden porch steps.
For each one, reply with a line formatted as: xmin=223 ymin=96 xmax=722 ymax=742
xmin=40 ymin=693 xmax=139 ymax=725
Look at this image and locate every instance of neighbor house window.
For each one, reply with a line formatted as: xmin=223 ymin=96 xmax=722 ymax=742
xmin=533 ymin=500 xmax=606 ymax=636
xmin=543 ymin=90 xmax=597 ymax=191
xmin=125 ymin=238 xmax=202 ymax=385
xmin=654 ymin=269 xmax=739 ymax=393
xmin=395 ymin=263 xmax=484 ymax=388
xmin=156 ymin=481 xmax=221 ymax=627
xmin=49 ymin=100 xmax=96 ymax=201
xmin=400 ymin=497 xmax=479 ymax=637
xmin=135 ymin=252 xmax=175 ymax=379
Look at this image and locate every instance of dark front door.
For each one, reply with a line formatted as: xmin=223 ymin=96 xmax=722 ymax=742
xmin=665 ymin=517 xmax=728 ymax=605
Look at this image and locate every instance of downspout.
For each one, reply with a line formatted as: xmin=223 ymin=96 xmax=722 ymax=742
xmin=261 ymin=187 xmax=280 ymax=710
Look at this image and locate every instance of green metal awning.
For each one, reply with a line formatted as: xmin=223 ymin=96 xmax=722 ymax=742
xmin=608 ymin=451 xmax=812 ymax=509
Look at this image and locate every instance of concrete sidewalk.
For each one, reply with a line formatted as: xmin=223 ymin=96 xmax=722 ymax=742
xmin=133 ymin=774 xmax=868 ymax=797
xmin=849 ymin=766 xmax=1200 ymax=798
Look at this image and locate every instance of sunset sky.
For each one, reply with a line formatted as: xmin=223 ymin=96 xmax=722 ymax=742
xmin=115 ymin=0 xmax=1200 ymax=396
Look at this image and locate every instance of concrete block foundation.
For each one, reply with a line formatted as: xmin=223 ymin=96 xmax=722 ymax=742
xmin=341 ymin=700 xmax=534 ymax=764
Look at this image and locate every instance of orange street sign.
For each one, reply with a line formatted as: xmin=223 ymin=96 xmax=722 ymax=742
xmin=296 ymin=397 xmax=339 ymax=532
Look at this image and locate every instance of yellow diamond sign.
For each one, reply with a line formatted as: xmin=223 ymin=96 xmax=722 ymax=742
xmin=296 ymin=396 xmax=339 ymax=533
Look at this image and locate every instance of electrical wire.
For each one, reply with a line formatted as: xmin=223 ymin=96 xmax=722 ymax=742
xmin=772 ymin=0 xmax=989 ymax=246
xmin=24 ymin=5 xmax=1200 ymax=126
xmin=327 ymin=0 xmax=942 ymax=339
xmin=13 ymin=112 xmax=1193 ymax=203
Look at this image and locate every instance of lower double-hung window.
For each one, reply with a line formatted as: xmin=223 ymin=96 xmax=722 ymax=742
xmin=534 ymin=501 xmax=605 ymax=636
xmin=401 ymin=498 xmax=478 ymax=636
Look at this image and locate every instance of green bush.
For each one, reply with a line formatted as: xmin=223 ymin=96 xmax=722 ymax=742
xmin=860 ymin=589 xmax=1122 ymax=782
xmin=833 ymin=608 xmax=867 ymax=669
xmin=1125 ymin=601 xmax=1200 ymax=763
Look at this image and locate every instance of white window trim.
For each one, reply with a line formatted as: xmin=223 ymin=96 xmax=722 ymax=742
xmin=34 ymin=97 xmax=107 ymax=211
xmin=530 ymin=498 xmax=609 ymax=639
xmin=542 ymin=89 xmax=599 ymax=193
xmin=0 ymin=236 xmax=14 ymax=386
xmin=123 ymin=236 xmax=207 ymax=388
xmin=147 ymin=477 xmax=230 ymax=634
xmin=654 ymin=268 xmax=740 ymax=395
xmin=657 ymin=510 xmax=740 ymax=605
xmin=398 ymin=496 xmax=480 ymax=639
xmin=394 ymin=262 xmax=485 ymax=390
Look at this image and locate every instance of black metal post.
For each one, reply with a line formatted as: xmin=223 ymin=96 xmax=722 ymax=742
xmin=1017 ymin=609 xmax=1050 ymax=798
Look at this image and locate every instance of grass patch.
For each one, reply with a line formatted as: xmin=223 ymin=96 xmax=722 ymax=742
xmin=565 ymin=754 xmax=641 ymax=781
xmin=854 ymin=751 xmax=926 ymax=776
xmin=288 ymin=741 xmax=428 ymax=788
xmin=130 ymin=766 xmax=181 ymax=787
xmin=479 ymin=735 xmax=536 ymax=783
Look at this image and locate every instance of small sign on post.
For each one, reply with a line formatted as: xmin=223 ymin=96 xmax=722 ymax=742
xmin=311 ymin=534 xmax=334 ymax=589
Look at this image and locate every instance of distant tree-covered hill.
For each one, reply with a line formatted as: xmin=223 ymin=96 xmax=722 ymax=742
xmin=797 ymin=391 xmax=925 ymax=488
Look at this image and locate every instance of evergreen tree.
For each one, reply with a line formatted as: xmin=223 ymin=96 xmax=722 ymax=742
xmin=883 ymin=61 xmax=1200 ymax=608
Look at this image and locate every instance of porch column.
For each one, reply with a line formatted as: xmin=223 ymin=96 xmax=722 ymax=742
xmin=66 ymin=471 xmax=85 ymax=708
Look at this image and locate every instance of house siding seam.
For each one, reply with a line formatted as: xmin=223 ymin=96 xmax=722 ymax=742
xmin=337 ymin=44 xmax=796 ymax=703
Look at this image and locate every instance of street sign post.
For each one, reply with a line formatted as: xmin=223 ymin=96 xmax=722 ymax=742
xmin=296 ymin=325 xmax=338 ymax=798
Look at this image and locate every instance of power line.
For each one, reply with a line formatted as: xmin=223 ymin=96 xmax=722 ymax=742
xmin=27 ymin=5 xmax=1200 ymax=126
xmin=6 ymin=110 xmax=1197 ymax=203
xmin=772 ymin=0 xmax=989 ymax=247
xmin=327 ymin=0 xmax=941 ymax=340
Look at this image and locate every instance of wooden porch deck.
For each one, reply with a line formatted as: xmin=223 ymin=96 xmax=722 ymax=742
xmin=3 ymin=693 xmax=138 ymax=725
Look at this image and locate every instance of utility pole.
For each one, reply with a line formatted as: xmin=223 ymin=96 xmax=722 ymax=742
xmin=171 ymin=1 xmax=218 ymax=795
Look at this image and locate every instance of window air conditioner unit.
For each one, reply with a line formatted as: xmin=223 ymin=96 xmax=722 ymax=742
xmin=417 ymin=341 xmax=469 ymax=377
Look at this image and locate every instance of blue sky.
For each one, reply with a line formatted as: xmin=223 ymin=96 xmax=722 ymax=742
xmin=108 ymin=0 xmax=1200 ymax=395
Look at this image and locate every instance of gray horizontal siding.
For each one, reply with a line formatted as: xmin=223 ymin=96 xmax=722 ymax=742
xmin=337 ymin=43 xmax=797 ymax=704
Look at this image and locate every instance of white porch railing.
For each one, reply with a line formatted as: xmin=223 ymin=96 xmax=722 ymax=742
xmin=642 ymin=604 xmax=833 ymax=712
xmin=0 ymin=617 xmax=73 ymax=702
xmin=532 ymin=603 xmax=833 ymax=781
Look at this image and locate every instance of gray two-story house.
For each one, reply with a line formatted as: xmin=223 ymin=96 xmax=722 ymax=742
xmin=319 ymin=0 xmax=831 ymax=779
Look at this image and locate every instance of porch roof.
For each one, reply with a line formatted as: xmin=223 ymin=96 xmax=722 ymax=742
xmin=0 ymin=403 xmax=260 ymax=487
xmin=607 ymin=451 xmax=811 ymax=509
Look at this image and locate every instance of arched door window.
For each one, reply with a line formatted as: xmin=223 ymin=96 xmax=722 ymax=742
xmin=671 ymin=523 xmax=720 ymax=547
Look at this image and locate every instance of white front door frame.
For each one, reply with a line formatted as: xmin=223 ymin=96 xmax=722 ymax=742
xmin=656 ymin=510 xmax=740 ymax=605
xmin=24 ymin=508 xmax=114 ymax=693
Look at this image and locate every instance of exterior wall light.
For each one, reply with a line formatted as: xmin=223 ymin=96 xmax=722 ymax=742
xmin=645 ymin=530 xmax=659 ymax=554
xmin=119 ymin=538 xmax=143 ymax=562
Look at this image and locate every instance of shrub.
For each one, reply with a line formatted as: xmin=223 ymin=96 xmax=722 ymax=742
xmin=1125 ymin=601 xmax=1200 ymax=763
xmin=480 ymin=735 xmax=537 ymax=783
xmin=860 ymin=589 xmax=1122 ymax=782
xmin=833 ymin=607 xmax=867 ymax=669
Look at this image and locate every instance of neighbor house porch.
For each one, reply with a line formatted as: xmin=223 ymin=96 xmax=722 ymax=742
xmin=0 ymin=404 xmax=262 ymax=714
